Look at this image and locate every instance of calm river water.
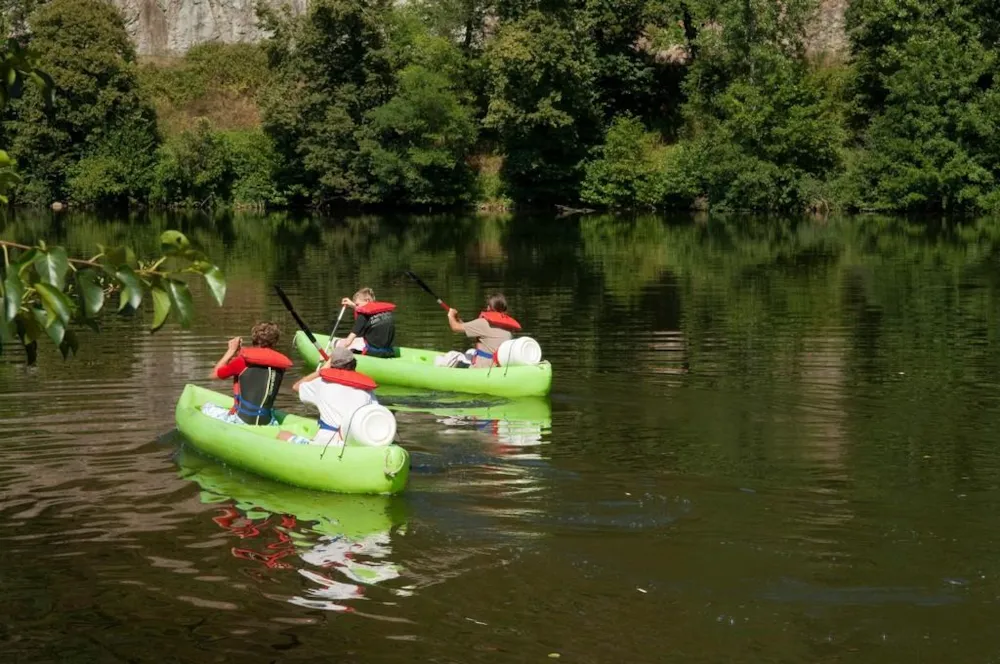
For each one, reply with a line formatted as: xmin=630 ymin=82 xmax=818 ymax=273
xmin=2 ymin=212 xmax=1000 ymax=662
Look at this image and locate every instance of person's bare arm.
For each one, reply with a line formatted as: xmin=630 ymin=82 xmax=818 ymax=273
xmin=447 ymin=308 xmax=465 ymax=333
xmin=211 ymin=337 xmax=242 ymax=379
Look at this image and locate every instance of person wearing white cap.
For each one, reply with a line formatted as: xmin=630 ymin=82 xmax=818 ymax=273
xmin=278 ymin=347 xmax=379 ymax=446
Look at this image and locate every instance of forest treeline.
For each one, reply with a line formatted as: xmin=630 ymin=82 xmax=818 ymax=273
xmin=1 ymin=0 xmax=999 ymax=214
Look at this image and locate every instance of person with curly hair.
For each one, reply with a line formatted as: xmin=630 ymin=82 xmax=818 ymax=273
xmin=203 ymin=322 xmax=294 ymax=425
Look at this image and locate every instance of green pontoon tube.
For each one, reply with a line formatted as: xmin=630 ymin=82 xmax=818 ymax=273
xmin=174 ymin=384 xmax=410 ymax=495
xmin=294 ymin=331 xmax=553 ymax=398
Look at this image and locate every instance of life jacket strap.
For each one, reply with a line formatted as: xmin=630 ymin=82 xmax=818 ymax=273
xmin=236 ymin=398 xmax=273 ymax=421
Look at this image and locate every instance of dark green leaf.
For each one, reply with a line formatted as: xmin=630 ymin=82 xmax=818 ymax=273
xmin=160 ymin=230 xmax=191 ymax=255
xmin=33 ymin=247 xmax=70 ymax=290
xmin=34 ymin=307 xmax=65 ymax=346
xmin=24 ymin=340 xmax=37 ymax=365
xmin=8 ymin=72 xmax=22 ymax=100
xmin=4 ymin=269 xmax=23 ymax=322
xmin=115 ymin=266 xmax=143 ymax=312
xmin=150 ymin=286 xmax=171 ymax=331
xmin=35 ymin=282 xmax=73 ymax=327
xmin=166 ymin=279 xmax=194 ymax=328
xmin=180 ymin=248 xmax=209 ymax=263
xmin=104 ymin=246 xmax=136 ymax=268
xmin=199 ymin=264 xmax=226 ymax=306
xmin=76 ymin=269 xmax=105 ymax=317
xmin=59 ymin=330 xmax=79 ymax=360
xmin=15 ymin=309 xmax=42 ymax=346
xmin=15 ymin=310 xmax=41 ymax=363
xmin=14 ymin=247 xmax=39 ymax=274
xmin=37 ymin=70 xmax=55 ymax=109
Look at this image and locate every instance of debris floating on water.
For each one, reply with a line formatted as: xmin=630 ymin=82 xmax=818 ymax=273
xmin=548 ymin=654 xmax=561 ymax=659
xmin=637 ymin=588 xmax=648 ymax=594
xmin=465 ymin=617 xmax=488 ymax=626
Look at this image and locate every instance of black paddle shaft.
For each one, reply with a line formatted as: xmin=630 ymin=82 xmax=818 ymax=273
xmin=404 ymin=270 xmax=450 ymax=311
xmin=274 ymin=285 xmax=329 ymax=361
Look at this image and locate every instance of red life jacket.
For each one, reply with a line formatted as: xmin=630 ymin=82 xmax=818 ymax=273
xmin=230 ymin=347 xmax=293 ymax=424
xmin=320 ymin=368 xmax=378 ymax=391
xmin=240 ymin=347 xmax=294 ymax=370
xmin=354 ymin=301 xmax=396 ymax=318
xmin=479 ymin=311 xmax=521 ymax=331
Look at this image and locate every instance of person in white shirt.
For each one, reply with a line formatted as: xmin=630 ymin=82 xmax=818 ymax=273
xmin=279 ymin=347 xmax=378 ymax=446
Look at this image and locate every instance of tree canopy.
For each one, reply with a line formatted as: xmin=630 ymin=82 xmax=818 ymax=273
xmin=3 ymin=0 xmax=1000 ymax=213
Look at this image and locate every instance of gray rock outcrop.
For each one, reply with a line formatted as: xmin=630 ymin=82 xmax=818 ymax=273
xmin=110 ymin=0 xmax=308 ymax=55
xmin=109 ymin=0 xmax=848 ymax=59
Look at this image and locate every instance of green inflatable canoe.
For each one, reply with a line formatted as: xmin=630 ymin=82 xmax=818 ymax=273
xmin=175 ymin=448 xmax=409 ymax=540
xmin=174 ymin=384 xmax=410 ymax=495
xmin=294 ymin=331 xmax=553 ymax=398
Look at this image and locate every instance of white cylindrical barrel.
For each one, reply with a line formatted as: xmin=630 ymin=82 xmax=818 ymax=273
xmin=344 ymin=404 xmax=397 ymax=447
xmin=497 ymin=337 xmax=543 ymax=366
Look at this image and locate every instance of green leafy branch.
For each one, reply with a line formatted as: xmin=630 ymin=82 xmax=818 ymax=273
xmin=0 ymin=230 xmax=226 ymax=364
xmin=1 ymin=37 xmax=55 ymax=204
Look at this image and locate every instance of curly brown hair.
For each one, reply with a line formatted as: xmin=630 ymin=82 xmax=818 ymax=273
xmin=250 ymin=322 xmax=280 ymax=348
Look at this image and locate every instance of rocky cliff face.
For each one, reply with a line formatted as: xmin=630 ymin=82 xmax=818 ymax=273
xmin=110 ymin=0 xmax=308 ymax=55
xmin=111 ymin=0 xmax=849 ymax=58
xmin=806 ymin=0 xmax=849 ymax=60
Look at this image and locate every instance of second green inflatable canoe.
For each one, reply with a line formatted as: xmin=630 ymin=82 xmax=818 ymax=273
xmin=294 ymin=331 xmax=553 ymax=398
xmin=175 ymin=384 xmax=410 ymax=495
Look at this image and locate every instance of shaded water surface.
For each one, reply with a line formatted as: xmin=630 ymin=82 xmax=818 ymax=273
xmin=3 ymin=212 xmax=1000 ymax=662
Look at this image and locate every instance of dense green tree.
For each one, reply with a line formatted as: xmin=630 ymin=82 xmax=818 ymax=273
xmin=356 ymin=36 xmax=479 ymax=205
xmin=3 ymin=0 xmax=159 ymax=205
xmin=0 ymin=0 xmax=43 ymax=36
xmin=222 ymin=129 xmax=286 ymax=207
xmin=844 ymin=0 xmax=1000 ymax=212
xmin=260 ymin=0 xmax=397 ymax=204
xmin=581 ymin=115 xmax=696 ymax=208
xmin=484 ymin=10 xmax=602 ymax=203
xmin=152 ymin=120 xmax=234 ymax=207
xmin=677 ymin=0 xmax=844 ymax=211
xmin=581 ymin=0 xmax=680 ymax=127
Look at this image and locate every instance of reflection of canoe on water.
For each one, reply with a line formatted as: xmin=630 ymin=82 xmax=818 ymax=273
xmin=176 ymin=449 xmax=408 ymax=606
xmin=385 ymin=393 xmax=551 ymax=424
xmin=174 ymin=384 xmax=409 ymax=495
xmin=294 ymin=331 xmax=553 ymax=398
xmin=389 ymin=395 xmax=552 ymax=448
xmin=175 ymin=448 xmax=408 ymax=540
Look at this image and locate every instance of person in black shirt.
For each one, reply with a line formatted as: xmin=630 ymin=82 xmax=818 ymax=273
xmin=337 ymin=287 xmax=397 ymax=358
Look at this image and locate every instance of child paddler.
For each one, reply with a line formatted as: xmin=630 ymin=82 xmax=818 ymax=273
xmin=278 ymin=347 xmax=379 ymax=446
xmin=446 ymin=293 xmax=521 ymax=368
xmin=337 ymin=287 xmax=397 ymax=358
xmin=204 ymin=322 xmax=293 ymax=425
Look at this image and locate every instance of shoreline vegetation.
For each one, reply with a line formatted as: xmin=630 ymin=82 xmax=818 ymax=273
xmin=1 ymin=0 xmax=1000 ymax=216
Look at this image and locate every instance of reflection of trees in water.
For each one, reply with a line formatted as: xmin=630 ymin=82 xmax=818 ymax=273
xmin=576 ymin=213 xmax=1000 ymax=496
xmin=10 ymin=209 xmax=1000 ymax=494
